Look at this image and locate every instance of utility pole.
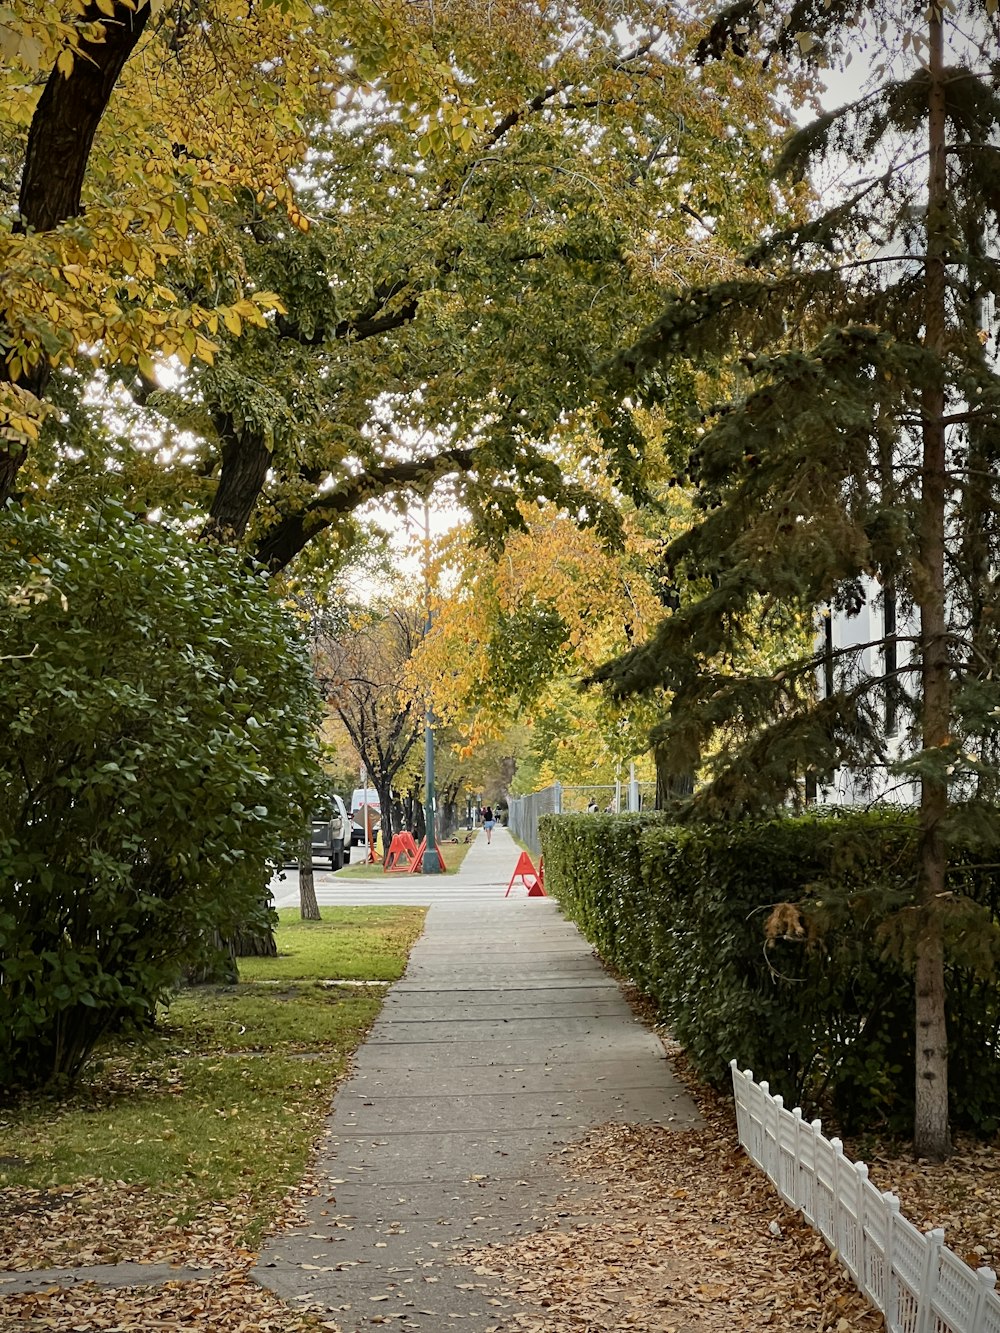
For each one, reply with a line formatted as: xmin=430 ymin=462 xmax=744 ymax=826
xmin=422 ymin=503 xmax=441 ymax=874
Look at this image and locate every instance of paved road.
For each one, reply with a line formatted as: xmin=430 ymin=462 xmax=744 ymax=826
xmin=255 ymin=826 xmax=701 ymax=1330
xmin=269 ymin=826 xmax=533 ymax=907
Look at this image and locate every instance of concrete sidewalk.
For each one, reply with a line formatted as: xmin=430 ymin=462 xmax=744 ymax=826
xmin=254 ymin=826 xmax=700 ymax=1330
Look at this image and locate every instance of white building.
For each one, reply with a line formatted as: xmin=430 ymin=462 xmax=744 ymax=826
xmin=814 ymin=577 xmax=919 ymax=807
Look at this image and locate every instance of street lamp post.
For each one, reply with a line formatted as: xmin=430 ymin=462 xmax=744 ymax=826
xmin=421 ymin=504 xmax=441 ymax=874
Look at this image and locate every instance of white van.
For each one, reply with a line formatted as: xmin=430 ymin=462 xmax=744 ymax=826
xmin=350 ymin=787 xmax=381 ymax=846
xmin=311 ymin=793 xmax=351 ymax=869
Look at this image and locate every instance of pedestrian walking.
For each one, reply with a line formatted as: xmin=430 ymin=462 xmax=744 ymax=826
xmin=482 ymin=804 xmax=495 ymax=844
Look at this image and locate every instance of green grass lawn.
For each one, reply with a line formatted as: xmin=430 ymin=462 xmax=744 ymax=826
xmin=240 ymin=905 xmax=426 ymax=981
xmin=0 ymin=906 xmax=426 ymax=1251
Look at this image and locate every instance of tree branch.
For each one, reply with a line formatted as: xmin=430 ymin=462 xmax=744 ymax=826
xmin=253 ymin=445 xmax=476 ymax=573
xmin=1 ymin=2 xmax=152 ymax=502
xmin=275 ymin=283 xmax=419 ymax=346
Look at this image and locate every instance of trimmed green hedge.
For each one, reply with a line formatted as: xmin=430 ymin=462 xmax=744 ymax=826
xmin=540 ymin=810 xmax=1000 ymax=1133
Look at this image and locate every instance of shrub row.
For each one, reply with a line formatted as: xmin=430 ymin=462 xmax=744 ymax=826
xmin=540 ymin=810 xmax=1000 ymax=1133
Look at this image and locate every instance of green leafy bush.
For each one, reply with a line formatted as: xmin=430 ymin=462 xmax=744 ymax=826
xmin=541 ymin=809 xmax=1000 ymax=1133
xmin=0 ymin=503 xmax=324 ymax=1092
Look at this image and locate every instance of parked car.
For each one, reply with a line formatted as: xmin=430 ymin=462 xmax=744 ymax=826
xmin=310 ymin=794 xmax=351 ymax=869
xmin=349 ymin=787 xmax=381 ymax=846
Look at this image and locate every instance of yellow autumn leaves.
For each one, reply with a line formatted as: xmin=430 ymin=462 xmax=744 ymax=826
xmin=0 ymin=0 xmax=486 ymax=454
xmin=404 ymin=502 xmax=668 ymax=781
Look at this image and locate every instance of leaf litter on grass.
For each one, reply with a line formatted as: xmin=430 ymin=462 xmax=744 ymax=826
xmin=0 ymin=1166 xmax=334 ymax=1333
xmin=0 ymin=1179 xmax=258 ymax=1271
xmin=0 ymin=1274 xmax=340 ymax=1333
xmin=0 ymin=907 xmax=424 ymax=1332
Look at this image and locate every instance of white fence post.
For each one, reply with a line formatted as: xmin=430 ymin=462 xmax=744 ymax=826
xmin=972 ymin=1267 xmax=1000 ymax=1331
xmin=915 ymin=1226 xmax=945 ymax=1333
xmin=730 ymin=1062 xmax=997 ymax=1333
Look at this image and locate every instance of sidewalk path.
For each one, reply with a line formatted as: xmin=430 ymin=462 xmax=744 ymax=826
xmin=254 ymin=826 xmax=701 ymax=1330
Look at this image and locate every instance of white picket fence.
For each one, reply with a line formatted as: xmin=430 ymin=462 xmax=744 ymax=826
xmin=731 ymin=1061 xmax=1000 ymax=1333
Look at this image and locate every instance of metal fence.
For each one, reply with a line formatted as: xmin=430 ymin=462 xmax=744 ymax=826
xmin=732 ymin=1062 xmax=1000 ymax=1333
xmin=507 ymin=780 xmax=656 ymax=856
xmin=506 ymin=784 xmax=561 ymax=857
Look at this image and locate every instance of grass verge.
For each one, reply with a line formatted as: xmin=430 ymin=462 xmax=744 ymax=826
xmin=0 ymin=905 xmax=425 ymax=1267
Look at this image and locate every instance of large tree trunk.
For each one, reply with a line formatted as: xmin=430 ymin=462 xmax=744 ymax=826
xmin=201 ymin=423 xmax=272 ymax=544
xmin=376 ymin=781 xmax=393 ymax=850
xmin=299 ymin=829 xmax=320 ymax=921
xmin=1 ymin=1 xmax=152 ymax=502
xmin=230 ymin=921 xmax=277 ymax=958
xmin=913 ymin=4 xmax=951 ymax=1162
xmin=18 ymin=2 xmax=151 ymax=233
xmin=186 ymin=930 xmax=240 ymax=983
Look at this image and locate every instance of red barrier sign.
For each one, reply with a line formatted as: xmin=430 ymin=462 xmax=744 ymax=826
xmin=408 ymin=836 xmax=448 ymax=874
xmin=383 ymin=831 xmax=419 ymax=873
xmin=505 ymin=851 xmax=547 ymax=897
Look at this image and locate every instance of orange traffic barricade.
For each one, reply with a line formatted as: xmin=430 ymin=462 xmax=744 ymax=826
xmin=505 ymin=850 xmax=547 ymax=897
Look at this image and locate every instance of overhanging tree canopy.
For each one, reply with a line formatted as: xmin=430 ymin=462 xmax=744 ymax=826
xmin=12 ymin=0 xmax=808 ymax=569
xmin=0 ymin=0 xmax=469 ymax=500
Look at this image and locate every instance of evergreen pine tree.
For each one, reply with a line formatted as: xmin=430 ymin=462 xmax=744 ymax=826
xmin=597 ymin=0 xmax=1000 ymax=1159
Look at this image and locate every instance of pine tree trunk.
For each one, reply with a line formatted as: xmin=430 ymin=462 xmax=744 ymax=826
xmin=299 ymin=829 xmax=320 ymax=921
xmin=654 ymin=743 xmax=693 ymax=809
xmin=913 ymin=4 xmax=951 ymax=1162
